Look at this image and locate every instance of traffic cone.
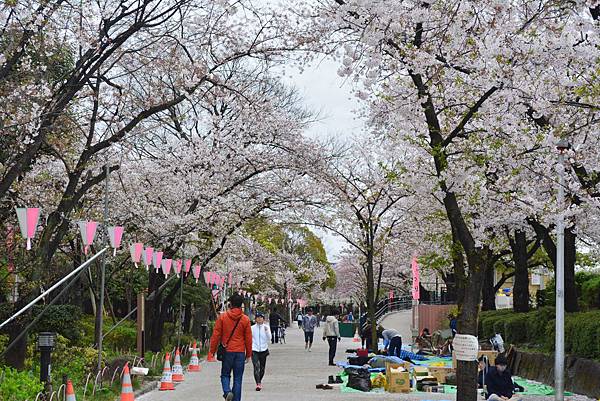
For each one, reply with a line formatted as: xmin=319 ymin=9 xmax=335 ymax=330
xmin=172 ymin=348 xmax=185 ymax=382
xmin=65 ymin=380 xmax=77 ymax=401
xmin=188 ymin=341 xmax=201 ymax=372
xmin=352 ymin=328 xmax=361 ymax=342
xmin=120 ymin=363 xmax=135 ymax=401
xmin=159 ymin=352 xmax=175 ymax=391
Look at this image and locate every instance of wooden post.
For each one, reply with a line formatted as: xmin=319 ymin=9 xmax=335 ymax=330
xmin=137 ymin=293 xmax=145 ymax=358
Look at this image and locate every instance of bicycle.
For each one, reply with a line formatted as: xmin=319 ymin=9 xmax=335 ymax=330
xmin=278 ymin=324 xmax=286 ymax=344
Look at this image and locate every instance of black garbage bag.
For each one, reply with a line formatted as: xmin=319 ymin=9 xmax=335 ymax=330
xmin=345 ymin=367 xmax=372 ymax=392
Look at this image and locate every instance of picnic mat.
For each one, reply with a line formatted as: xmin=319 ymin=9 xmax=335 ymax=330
xmin=340 ymin=372 xmax=573 ymax=396
xmin=413 ymin=356 xmax=453 ymax=368
xmin=442 ymin=377 xmax=573 ymax=396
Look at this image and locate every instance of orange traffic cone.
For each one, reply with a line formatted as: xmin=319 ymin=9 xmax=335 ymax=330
xmin=66 ymin=380 xmax=77 ymax=401
xmin=352 ymin=328 xmax=361 ymax=342
xmin=159 ymin=352 xmax=175 ymax=391
xmin=172 ymin=348 xmax=184 ymax=382
xmin=120 ymin=363 xmax=135 ymax=401
xmin=188 ymin=341 xmax=201 ymax=372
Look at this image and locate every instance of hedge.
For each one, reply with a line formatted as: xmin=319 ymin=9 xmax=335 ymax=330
xmin=479 ymin=307 xmax=600 ymax=360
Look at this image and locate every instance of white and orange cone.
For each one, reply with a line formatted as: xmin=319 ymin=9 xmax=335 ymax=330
xmin=188 ymin=341 xmax=201 ymax=372
xmin=120 ymin=363 xmax=135 ymax=401
xmin=159 ymin=352 xmax=175 ymax=391
xmin=172 ymin=348 xmax=184 ymax=382
xmin=352 ymin=328 xmax=361 ymax=342
xmin=66 ymin=380 xmax=77 ymax=401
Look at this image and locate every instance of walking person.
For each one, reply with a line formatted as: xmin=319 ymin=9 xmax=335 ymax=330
xmin=251 ymin=312 xmax=271 ymax=391
xmin=322 ymin=311 xmax=341 ymax=366
xmin=269 ymin=309 xmax=286 ymax=344
xmin=210 ymin=294 xmax=253 ymax=401
xmin=297 ymin=311 xmax=303 ymax=329
xmin=302 ymin=308 xmax=318 ymax=351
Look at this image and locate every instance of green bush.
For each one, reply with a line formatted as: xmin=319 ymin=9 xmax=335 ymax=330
xmin=581 ymin=276 xmax=600 ymax=308
xmin=543 ymin=310 xmax=600 ymax=359
xmin=104 ymin=324 xmax=136 ymax=352
xmin=502 ymin=313 xmax=530 ymax=344
xmin=0 ymin=367 xmax=43 ymax=401
xmin=525 ymin=306 xmax=555 ymax=342
xmin=31 ymin=304 xmax=83 ymax=341
xmin=479 ymin=309 xmax=513 ymax=339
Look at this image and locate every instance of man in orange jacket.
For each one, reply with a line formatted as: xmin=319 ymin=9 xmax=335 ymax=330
xmin=210 ymin=294 xmax=252 ymax=401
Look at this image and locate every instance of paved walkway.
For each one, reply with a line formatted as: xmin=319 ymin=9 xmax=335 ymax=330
xmin=139 ymin=325 xmax=452 ymax=401
xmin=138 ymin=323 xmax=588 ymax=401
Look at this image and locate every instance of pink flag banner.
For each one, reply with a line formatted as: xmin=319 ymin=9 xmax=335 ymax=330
xmin=220 ymin=276 xmax=226 ymax=287
xmin=108 ymin=226 xmax=124 ymax=256
xmin=184 ymin=259 xmax=192 ymax=275
xmin=129 ymin=243 xmax=143 ymax=267
xmin=228 ymin=272 xmax=233 ymax=285
xmin=152 ymin=251 xmax=163 ymax=273
xmin=142 ymin=247 xmax=153 ymax=270
xmin=411 ymin=255 xmax=420 ymax=300
xmin=174 ymin=259 xmax=182 ymax=277
xmin=161 ymin=258 xmax=172 ymax=278
xmin=15 ymin=207 xmax=40 ymax=250
xmin=389 ymin=290 xmax=394 ymax=300
xmin=193 ymin=265 xmax=201 ymax=283
xmin=78 ymin=221 xmax=98 ymax=255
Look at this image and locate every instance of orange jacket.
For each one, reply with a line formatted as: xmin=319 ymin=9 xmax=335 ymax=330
xmin=209 ymin=308 xmax=252 ymax=358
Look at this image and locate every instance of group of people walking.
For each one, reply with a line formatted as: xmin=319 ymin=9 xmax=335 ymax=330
xmin=210 ymin=297 xmax=344 ymax=401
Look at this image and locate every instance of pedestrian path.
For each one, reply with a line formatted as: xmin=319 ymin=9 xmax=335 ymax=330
xmin=139 ymin=325 xmax=453 ymax=401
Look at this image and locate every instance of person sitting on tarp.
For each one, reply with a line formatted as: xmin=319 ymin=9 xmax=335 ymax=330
xmin=485 ymin=355 xmax=522 ymax=401
xmin=381 ymin=328 xmax=402 ymax=358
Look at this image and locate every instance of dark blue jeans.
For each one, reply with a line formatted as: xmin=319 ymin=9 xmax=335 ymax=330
xmin=221 ymin=352 xmax=245 ymax=401
xmin=388 ymin=336 xmax=402 ymax=358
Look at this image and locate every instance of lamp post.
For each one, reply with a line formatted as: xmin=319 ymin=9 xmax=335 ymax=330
xmin=555 ymin=139 xmax=569 ymax=401
xmin=38 ymin=332 xmax=56 ymax=393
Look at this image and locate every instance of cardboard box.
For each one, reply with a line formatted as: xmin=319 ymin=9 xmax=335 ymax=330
xmin=428 ymin=367 xmax=455 ymax=384
xmin=413 ymin=366 xmax=429 ymax=376
xmin=387 ymin=370 xmax=411 ymax=393
xmin=452 ymin=350 xmax=498 ymax=368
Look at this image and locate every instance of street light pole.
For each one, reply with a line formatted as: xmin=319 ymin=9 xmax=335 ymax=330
xmin=555 ymin=139 xmax=569 ymax=401
xmin=97 ymin=164 xmax=110 ymax=373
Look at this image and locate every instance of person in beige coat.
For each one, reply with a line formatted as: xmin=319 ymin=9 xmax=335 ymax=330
xmin=322 ymin=311 xmax=341 ymax=366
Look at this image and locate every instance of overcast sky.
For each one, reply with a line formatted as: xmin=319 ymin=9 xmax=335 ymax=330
xmin=279 ymin=57 xmax=366 ymax=262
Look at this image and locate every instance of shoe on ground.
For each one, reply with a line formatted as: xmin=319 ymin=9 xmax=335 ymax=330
xmin=328 ymin=363 xmax=336 ymax=366
xmin=256 ymin=384 xmax=262 ymax=391
xmin=316 ymin=384 xmax=324 ymax=389
xmin=224 ymin=392 xmax=234 ymax=401
xmin=335 ymin=376 xmax=343 ymax=384
xmin=328 ymin=375 xmax=334 ymax=384
xmin=322 ymin=384 xmax=333 ymax=390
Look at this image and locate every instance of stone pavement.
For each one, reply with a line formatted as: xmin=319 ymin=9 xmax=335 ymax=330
xmin=138 ymin=323 xmax=589 ymax=401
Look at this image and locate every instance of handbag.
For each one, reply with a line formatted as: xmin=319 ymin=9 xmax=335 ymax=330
xmin=216 ymin=316 xmax=241 ymax=361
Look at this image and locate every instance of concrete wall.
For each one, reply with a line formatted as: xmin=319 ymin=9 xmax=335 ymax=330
xmin=507 ymin=347 xmax=600 ymax=398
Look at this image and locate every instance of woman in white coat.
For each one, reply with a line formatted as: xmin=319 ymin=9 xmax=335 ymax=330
xmin=251 ymin=312 xmax=271 ymax=391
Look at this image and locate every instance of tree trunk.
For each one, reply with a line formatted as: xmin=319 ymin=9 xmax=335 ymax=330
xmin=481 ymin=260 xmax=496 ymax=311
xmin=366 ymin=249 xmax=377 ymax=348
xmin=565 ymin=229 xmax=578 ymax=312
xmin=511 ymin=230 xmax=530 ymax=313
xmin=4 ymin=321 xmax=27 ymax=369
xmin=183 ymin=303 xmax=192 ymax=333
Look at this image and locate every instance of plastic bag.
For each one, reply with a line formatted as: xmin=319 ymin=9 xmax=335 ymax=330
xmin=371 ymin=373 xmax=386 ymax=388
xmin=345 ymin=367 xmax=372 ymax=392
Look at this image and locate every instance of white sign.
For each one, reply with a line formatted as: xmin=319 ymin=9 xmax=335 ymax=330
xmin=453 ymin=334 xmax=479 ymax=361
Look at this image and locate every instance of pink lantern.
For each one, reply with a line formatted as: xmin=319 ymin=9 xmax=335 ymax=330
xmin=15 ymin=207 xmax=40 ymax=250
xmin=142 ymin=247 xmax=153 ymax=270
xmin=161 ymin=258 xmax=172 ymax=278
xmin=228 ymin=272 xmax=233 ymax=285
xmin=129 ymin=243 xmax=143 ymax=268
xmin=174 ymin=259 xmax=182 ymax=277
xmin=203 ymin=271 xmax=211 ymax=287
xmin=184 ymin=259 xmax=192 ymax=275
xmin=220 ymin=276 xmax=226 ymax=287
xmin=152 ymin=251 xmax=163 ymax=273
xmin=108 ymin=226 xmax=124 ymax=256
xmin=78 ymin=221 xmax=98 ymax=255
xmin=193 ymin=265 xmax=201 ymax=284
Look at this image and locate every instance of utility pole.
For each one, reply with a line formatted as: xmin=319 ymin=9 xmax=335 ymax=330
xmin=96 ymin=164 xmax=109 ymax=373
xmin=177 ymin=252 xmax=184 ymax=350
xmin=555 ymin=139 xmax=569 ymax=401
